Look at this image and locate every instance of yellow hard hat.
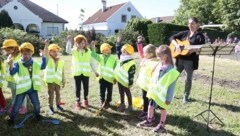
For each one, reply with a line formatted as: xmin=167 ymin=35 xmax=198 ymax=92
xmin=74 ymin=34 xmax=87 ymax=43
xmin=122 ymin=44 xmax=134 ymax=55
xmin=48 ymin=44 xmax=61 ymax=51
xmin=20 ymin=42 xmax=34 ymax=54
xmin=2 ymin=39 xmax=18 ymax=49
xmin=100 ymin=43 xmax=112 ymax=53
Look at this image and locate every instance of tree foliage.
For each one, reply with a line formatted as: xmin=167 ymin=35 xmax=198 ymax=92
xmin=174 ymin=0 xmax=240 ymax=35
xmin=125 ymin=18 xmax=152 ymax=43
xmin=0 ymin=10 xmax=13 ymax=28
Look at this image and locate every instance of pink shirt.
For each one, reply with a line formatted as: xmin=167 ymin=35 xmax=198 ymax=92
xmin=137 ymin=42 xmax=144 ymax=58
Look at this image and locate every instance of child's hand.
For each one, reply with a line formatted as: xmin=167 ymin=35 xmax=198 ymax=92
xmin=44 ymin=39 xmax=50 ymax=46
xmin=165 ymin=100 xmax=171 ymax=105
xmin=67 ymin=35 xmax=72 ymax=41
xmin=39 ymin=49 xmax=44 ymax=56
xmin=7 ymin=54 xmax=13 ymax=66
xmin=91 ymin=41 xmax=96 ymax=49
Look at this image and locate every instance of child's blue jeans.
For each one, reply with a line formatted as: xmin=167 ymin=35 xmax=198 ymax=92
xmin=9 ymin=89 xmax=40 ymax=120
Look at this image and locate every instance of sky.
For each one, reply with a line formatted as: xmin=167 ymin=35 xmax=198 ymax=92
xmin=30 ymin=0 xmax=180 ymax=30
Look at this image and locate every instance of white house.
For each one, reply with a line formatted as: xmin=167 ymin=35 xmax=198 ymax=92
xmin=82 ymin=1 xmax=143 ymax=36
xmin=0 ymin=0 xmax=68 ymax=38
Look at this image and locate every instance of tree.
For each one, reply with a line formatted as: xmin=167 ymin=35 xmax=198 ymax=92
xmin=0 ymin=10 xmax=13 ymax=28
xmin=215 ymin=0 xmax=240 ymax=35
xmin=125 ymin=18 xmax=152 ymax=43
xmin=174 ymin=0 xmax=218 ymax=25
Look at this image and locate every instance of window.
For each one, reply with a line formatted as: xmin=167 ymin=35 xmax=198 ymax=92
xmin=14 ymin=6 xmax=18 ymax=10
xmin=47 ymin=27 xmax=59 ymax=36
xmin=121 ymin=15 xmax=127 ymax=23
xmin=127 ymin=7 xmax=131 ymax=12
xmin=131 ymin=15 xmax=136 ymax=19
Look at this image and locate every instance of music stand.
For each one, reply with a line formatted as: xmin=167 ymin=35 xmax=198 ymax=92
xmin=193 ymin=43 xmax=235 ymax=130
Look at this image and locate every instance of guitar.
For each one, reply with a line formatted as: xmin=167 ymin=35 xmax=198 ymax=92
xmin=169 ymin=39 xmax=202 ymax=58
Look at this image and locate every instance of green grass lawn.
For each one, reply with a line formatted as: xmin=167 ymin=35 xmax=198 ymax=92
xmin=0 ymin=55 xmax=239 ymax=136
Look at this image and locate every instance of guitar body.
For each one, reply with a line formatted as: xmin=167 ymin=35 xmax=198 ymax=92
xmin=169 ymin=39 xmax=190 ymax=58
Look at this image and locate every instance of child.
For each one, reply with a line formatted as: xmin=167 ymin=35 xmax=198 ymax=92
xmin=7 ymin=42 xmax=47 ymax=126
xmin=136 ymin=44 xmax=159 ymax=119
xmin=66 ymin=34 xmax=97 ymax=109
xmin=136 ymin=35 xmax=144 ymax=59
xmin=1 ymin=39 xmax=27 ymax=114
xmin=44 ymin=41 xmax=65 ymax=115
xmin=137 ymin=45 xmax=180 ymax=133
xmin=0 ymin=56 xmax=6 ymax=112
xmin=91 ymin=42 xmax=117 ymax=108
xmin=115 ymin=44 xmax=136 ymax=112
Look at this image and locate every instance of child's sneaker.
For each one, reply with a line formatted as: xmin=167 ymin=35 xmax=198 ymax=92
xmin=49 ymin=107 xmax=54 ymax=115
xmin=57 ymin=105 xmax=64 ymax=112
xmin=19 ymin=106 xmax=27 ymax=115
xmin=117 ymin=104 xmax=125 ymax=112
xmin=75 ymin=102 xmax=81 ymax=110
xmin=137 ymin=119 xmax=154 ymax=127
xmin=125 ymin=105 xmax=133 ymax=113
xmin=83 ymin=100 xmax=89 ymax=109
xmin=104 ymin=102 xmax=110 ymax=109
xmin=153 ymin=124 xmax=166 ymax=133
xmin=138 ymin=111 xmax=147 ymax=120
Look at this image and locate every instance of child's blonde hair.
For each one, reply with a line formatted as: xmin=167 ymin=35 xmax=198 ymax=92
xmin=143 ymin=44 xmax=156 ymax=58
xmin=156 ymin=45 xmax=173 ymax=65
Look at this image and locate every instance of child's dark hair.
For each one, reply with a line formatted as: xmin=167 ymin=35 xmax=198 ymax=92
xmin=143 ymin=44 xmax=156 ymax=58
xmin=156 ymin=45 xmax=173 ymax=65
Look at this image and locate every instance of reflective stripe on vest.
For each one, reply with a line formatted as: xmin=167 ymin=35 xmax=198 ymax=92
xmin=147 ymin=69 xmax=179 ymax=109
xmin=16 ymin=61 xmax=41 ymax=95
xmin=98 ymin=55 xmax=117 ymax=83
xmin=5 ymin=54 xmax=21 ymax=82
xmin=115 ymin=60 xmax=136 ymax=88
xmin=72 ymin=49 xmax=91 ymax=77
xmin=44 ymin=57 xmax=64 ymax=86
xmin=0 ymin=64 xmax=5 ymax=87
xmin=136 ymin=60 xmax=160 ymax=91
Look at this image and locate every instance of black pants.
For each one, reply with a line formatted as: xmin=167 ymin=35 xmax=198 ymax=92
xmin=99 ymin=79 xmax=113 ymax=103
xmin=74 ymin=75 xmax=89 ymax=102
xmin=142 ymin=89 xmax=149 ymax=112
xmin=118 ymin=83 xmax=132 ymax=105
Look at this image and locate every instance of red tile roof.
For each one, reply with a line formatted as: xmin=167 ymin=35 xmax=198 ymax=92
xmin=0 ymin=0 xmax=68 ymax=23
xmin=83 ymin=3 xmax=125 ymax=25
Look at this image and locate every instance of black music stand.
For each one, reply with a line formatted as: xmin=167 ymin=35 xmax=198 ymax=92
xmin=193 ymin=43 xmax=235 ymax=131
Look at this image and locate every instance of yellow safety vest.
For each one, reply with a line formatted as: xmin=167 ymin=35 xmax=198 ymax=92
xmin=114 ymin=60 xmax=136 ymax=88
xmin=72 ymin=48 xmax=91 ymax=77
xmin=98 ymin=55 xmax=117 ymax=84
xmin=44 ymin=57 xmax=64 ymax=86
xmin=5 ymin=53 xmax=21 ymax=83
xmin=0 ymin=62 xmax=5 ymax=87
xmin=136 ymin=60 xmax=160 ymax=91
xmin=15 ymin=61 xmax=41 ymax=95
xmin=147 ymin=69 xmax=179 ymax=109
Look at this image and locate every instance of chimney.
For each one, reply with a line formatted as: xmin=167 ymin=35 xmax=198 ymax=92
xmin=156 ymin=17 xmax=161 ymax=23
xmin=102 ymin=0 xmax=106 ymax=12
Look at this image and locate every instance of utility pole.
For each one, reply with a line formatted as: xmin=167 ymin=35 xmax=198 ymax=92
xmin=79 ymin=9 xmax=85 ymax=31
xmin=56 ymin=4 xmax=59 ymax=15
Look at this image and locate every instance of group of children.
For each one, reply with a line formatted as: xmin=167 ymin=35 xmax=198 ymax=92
xmin=0 ymin=34 xmax=180 ymax=134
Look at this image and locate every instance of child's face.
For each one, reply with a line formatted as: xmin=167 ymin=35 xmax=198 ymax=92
xmin=21 ymin=49 xmax=32 ymax=61
xmin=121 ymin=48 xmax=128 ymax=56
xmin=102 ymin=49 xmax=111 ymax=56
xmin=75 ymin=40 xmax=86 ymax=49
xmin=49 ymin=50 xmax=58 ymax=58
xmin=143 ymin=52 xmax=152 ymax=59
xmin=4 ymin=47 xmax=15 ymax=55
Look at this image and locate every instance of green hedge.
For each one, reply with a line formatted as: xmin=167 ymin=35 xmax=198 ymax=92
xmin=148 ymin=23 xmax=187 ymax=46
xmin=148 ymin=23 xmax=229 ymax=45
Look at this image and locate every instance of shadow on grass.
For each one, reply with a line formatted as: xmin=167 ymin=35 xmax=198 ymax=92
xmin=167 ymin=114 xmax=236 ymax=136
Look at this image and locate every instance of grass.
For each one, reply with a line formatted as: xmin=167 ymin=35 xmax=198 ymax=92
xmin=0 ymin=54 xmax=240 ymax=136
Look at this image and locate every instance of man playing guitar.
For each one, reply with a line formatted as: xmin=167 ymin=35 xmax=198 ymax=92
xmin=169 ymin=17 xmax=205 ymax=104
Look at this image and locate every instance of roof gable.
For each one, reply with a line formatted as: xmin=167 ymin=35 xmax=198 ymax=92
xmin=83 ymin=3 xmax=125 ymax=25
xmin=0 ymin=0 xmax=68 ymax=23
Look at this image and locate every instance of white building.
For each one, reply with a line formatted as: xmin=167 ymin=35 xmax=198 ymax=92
xmin=82 ymin=1 xmax=143 ymax=36
xmin=0 ymin=0 xmax=68 ymax=38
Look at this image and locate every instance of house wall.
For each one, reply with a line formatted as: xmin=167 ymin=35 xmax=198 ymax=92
xmin=0 ymin=0 xmax=66 ymax=38
xmin=41 ymin=23 xmax=65 ymax=39
xmin=0 ymin=0 xmax=42 ymax=32
xmin=82 ymin=22 xmax=110 ymax=36
xmin=106 ymin=2 xmax=143 ymax=35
